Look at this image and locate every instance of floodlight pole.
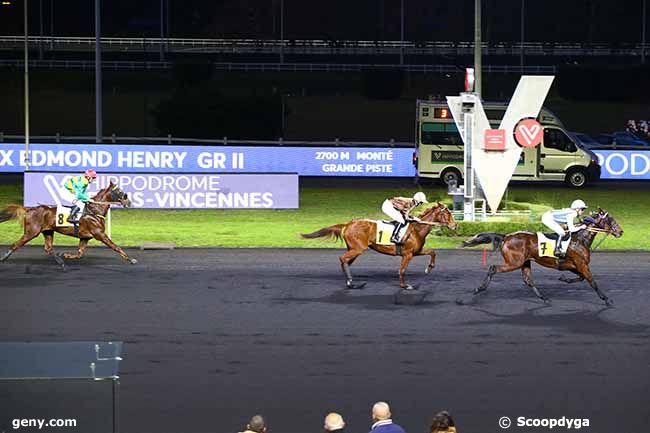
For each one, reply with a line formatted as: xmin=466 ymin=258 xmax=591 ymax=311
xmin=399 ymin=0 xmax=404 ymax=65
xmin=95 ymin=0 xmax=103 ymax=143
xmin=643 ymin=0 xmax=647 ymax=64
xmin=159 ymin=0 xmax=164 ymax=61
xmin=279 ymin=0 xmax=284 ymax=64
xmin=520 ymin=0 xmax=525 ymax=72
xmin=39 ymin=0 xmax=43 ymax=59
xmin=474 ymin=0 xmax=482 ymax=95
xmin=24 ymin=0 xmax=30 ymax=170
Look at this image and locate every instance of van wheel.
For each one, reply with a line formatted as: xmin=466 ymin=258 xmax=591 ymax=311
xmin=565 ymin=168 xmax=588 ymax=188
xmin=440 ymin=168 xmax=463 ymax=186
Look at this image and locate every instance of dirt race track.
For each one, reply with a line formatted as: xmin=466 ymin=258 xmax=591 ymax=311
xmin=1 ymin=247 xmax=649 ymax=433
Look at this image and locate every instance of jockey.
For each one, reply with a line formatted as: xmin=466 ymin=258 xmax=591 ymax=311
xmin=61 ymin=168 xmax=97 ymax=223
xmin=541 ymin=199 xmax=588 ymax=257
xmin=381 ymin=192 xmax=428 ymax=244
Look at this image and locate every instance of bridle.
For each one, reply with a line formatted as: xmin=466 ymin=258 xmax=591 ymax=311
xmin=415 ymin=205 xmax=456 ymax=229
xmin=585 ymin=212 xmax=619 ymax=250
xmin=586 ymin=212 xmax=619 ymax=235
xmin=91 ymin=185 xmax=128 ymax=206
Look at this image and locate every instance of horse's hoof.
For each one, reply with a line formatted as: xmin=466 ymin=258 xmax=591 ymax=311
xmin=604 ymin=297 xmax=614 ymax=307
xmin=456 ymin=296 xmax=474 ymax=306
xmin=347 ymin=282 xmax=366 ymax=290
xmin=129 ymin=258 xmax=138 ymax=265
xmin=542 ymin=297 xmax=552 ymax=305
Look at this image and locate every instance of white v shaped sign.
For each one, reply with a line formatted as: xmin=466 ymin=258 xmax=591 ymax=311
xmin=447 ymin=76 xmax=554 ymax=214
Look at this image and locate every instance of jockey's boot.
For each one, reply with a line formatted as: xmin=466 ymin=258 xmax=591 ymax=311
xmin=555 ymin=233 xmax=570 ymax=258
xmin=67 ymin=206 xmax=80 ymax=224
xmin=390 ymin=222 xmax=404 ymax=244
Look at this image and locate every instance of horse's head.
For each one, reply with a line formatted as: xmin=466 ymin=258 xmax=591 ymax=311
xmin=96 ymin=181 xmax=132 ymax=208
xmin=587 ymin=208 xmax=623 ymax=238
xmin=420 ymin=202 xmax=458 ymax=231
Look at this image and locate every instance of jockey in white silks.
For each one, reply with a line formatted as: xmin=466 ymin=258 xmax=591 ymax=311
xmin=381 ymin=192 xmax=428 ymax=244
xmin=541 ymin=199 xmax=588 ymax=257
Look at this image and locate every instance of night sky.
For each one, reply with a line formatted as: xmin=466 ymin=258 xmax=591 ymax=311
xmin=0 ymin=0 xmax=646 ymax=43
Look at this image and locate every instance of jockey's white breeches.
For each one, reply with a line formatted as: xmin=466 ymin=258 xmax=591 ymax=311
xmin=542 ymin=211 xmax=565 ymax=237
xmin=382 ymin=199 xmax=405 ymax=224
xmin=60 ymin=189 xmax=86 ymax=214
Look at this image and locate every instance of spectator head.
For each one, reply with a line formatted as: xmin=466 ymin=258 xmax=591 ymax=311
xmin=429 ymin=411 xmax=455 ymax=433
xmin=627 ymin=120 xmax=637 ymax=131
xmin=372 ymin=401 xmax=392 ymax=422
xmin=324 ymin=412 xmax=345 ymax=431
xmin=246 ymin=415 xmax=267 ymax=433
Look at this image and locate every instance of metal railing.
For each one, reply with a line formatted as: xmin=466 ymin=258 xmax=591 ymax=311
xmin=0 ymin=59 xmax=557 ymax=74
xmin=0 ymin=59 xmax=170 ymax=70
xmin=0 ymin=36 xmax=647 ymax=56
xmin=0 ymin=134 xmax=414 ymax=148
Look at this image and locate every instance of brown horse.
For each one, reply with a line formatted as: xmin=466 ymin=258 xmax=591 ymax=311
xmin=301 ymin=202 xmax=458 ymax=289
xmin=461 ymin=208 xmax=623 ymax=305
xmin=0 ymin=181 xmax=137 ymax=266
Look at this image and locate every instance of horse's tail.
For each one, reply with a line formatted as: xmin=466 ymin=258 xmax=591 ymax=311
xmin=301 ymin=224 xmax=346 ymax=242
xmin=0 ymin=204 xmax=27 ymax=226
xmin=463 ymin=232 xmax=504 ymax=251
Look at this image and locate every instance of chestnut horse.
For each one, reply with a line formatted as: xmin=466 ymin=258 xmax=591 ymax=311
xmin=301 ymin=202 xmax=458 ymax=289
xmin=461 ymin=208 xmax=622 ymax=305
xmin=0 ymin=181 xmax=137 ymax=266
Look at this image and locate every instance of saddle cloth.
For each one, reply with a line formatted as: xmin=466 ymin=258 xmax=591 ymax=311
xmin=537 ymin=232 xmax=571 ymax=258
xmin=55 ymin=205 xmax=74 ymax=228
xmin=376 ymin=221 xmax=410 ymax=245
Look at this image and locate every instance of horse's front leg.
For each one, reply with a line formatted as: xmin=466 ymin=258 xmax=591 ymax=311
xmin=419 ymin=247 xmax=436 ymax=274
xmin=63 ymin=238 xmax=89 ymax=260
xmin=399 ymin=253 xmax=415 ymax=289
xmin=577 ymin=263 xmax=612 ymax=306
xmin=93 ymin=231 xmax=138 ymax=264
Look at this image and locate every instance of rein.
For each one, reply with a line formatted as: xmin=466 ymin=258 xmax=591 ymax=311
xmin=91 ymin=201 xmax=123 ymax=206
xmin=586 ymin=227 xmax=609 ymax=233
xmin=591 ymin=233 xmax=609 ymax=251
xmin=585 ymin=222 xmax=613 ymax=251
xmin=414 ymin=220 xmax=444 ymax=227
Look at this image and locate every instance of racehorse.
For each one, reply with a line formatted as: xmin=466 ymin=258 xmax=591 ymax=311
xmin=461 ymin=208 xmax=622 ymax=305
xmin=301 ymin=202 xmax=458 ymax=289
xmin=0 ymin=181 xmax=137 ymax=266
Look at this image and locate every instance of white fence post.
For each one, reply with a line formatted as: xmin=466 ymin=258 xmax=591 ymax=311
xmin=107 ymin=208 xmax=111 ymax=238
